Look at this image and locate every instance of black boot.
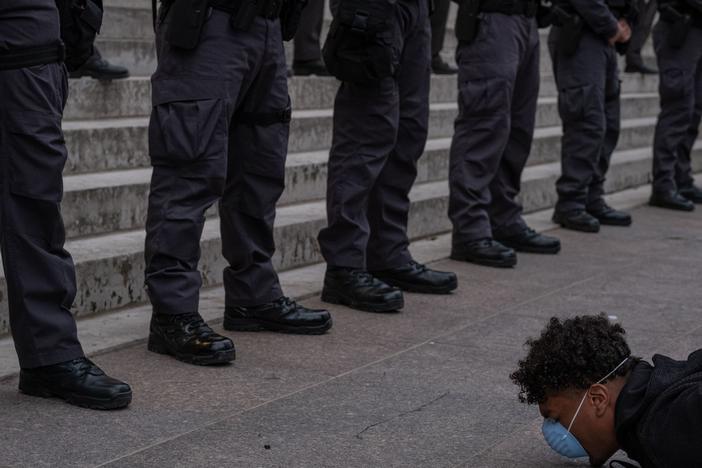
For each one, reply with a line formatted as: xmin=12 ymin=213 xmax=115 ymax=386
xmin=450 ymin=238 xmax=517 ymax=268
xmin=552 ymin=210 xmax=601 ymax=233
xmin=224 ymin=297 xmax=332 ymax=335
xmin=292 ymin=59 xmax=330 ymax=76
xmin=321 ymin=268 xmax=404 ymax=313
xmin=68 ymin=47 xmax=130 ymax=80
xmin=371 ymin=260 xmax=458 ymax=294
xmin=587 ymin=203 xmax=632 ymax=226
xmin=148 ymin=313 xmax=235 ymax=365
xmin=495 ymin=228 xmax=561 ymax=254
xmin=649 ymin=190 xmax=695 ymax=211
xmin=19 ymin=358 xmax=132 ymax=410
xmin=431 ymin=55 xmax=457 ymax=75
xmin=678 ymin=185 xmax=702 ymax=204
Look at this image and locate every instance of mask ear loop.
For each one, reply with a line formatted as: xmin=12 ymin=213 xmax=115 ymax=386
xmin=564 ymin=356 xmax=631 ymax=436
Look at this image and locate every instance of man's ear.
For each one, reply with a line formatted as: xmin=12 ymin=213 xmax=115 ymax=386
xmin=588 ymin=384 xmax=610 ymax=417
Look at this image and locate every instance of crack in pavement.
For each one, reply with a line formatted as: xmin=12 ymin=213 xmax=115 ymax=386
xmin=355 ymin=391 xmax=451 ymax=440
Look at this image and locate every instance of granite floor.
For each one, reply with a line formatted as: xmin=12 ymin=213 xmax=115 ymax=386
xmin=1 ymin=205 xmax=700 ymax=468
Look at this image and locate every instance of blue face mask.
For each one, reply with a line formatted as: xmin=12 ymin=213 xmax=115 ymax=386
xmin=541 ymin=356 xmax=630 ymax=459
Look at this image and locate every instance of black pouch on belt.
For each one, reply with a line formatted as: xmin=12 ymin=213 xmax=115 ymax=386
xmin=56 ymin=0 xmax=104 ymax=71
xmin=322 ymin=0 xmax=399 ymax=84
xmin=164 ymin=0 xmax=209 ymax=49
xmin=280 ymin=0 xmax=309 ymax=41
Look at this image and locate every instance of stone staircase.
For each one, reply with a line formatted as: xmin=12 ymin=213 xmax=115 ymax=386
xmin=0 ymin=0 xmax=699 ymax=335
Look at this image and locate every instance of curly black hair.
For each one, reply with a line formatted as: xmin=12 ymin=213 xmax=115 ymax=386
xmin=510 ymin=314 xmax=638 ymax=404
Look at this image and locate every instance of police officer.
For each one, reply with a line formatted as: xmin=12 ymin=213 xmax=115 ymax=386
xmin=448 ymin=0 xmax=562 ymax=268
xmin=549 ymin=0 xmax=635 ymax=232
xmin=319 ymin=0 xmax=458 ymax=313
xmin=649 ymin=0 xmax=702 ymax=211
xmin=0 ymin=0 xmax=131 ymax=409
xmin=145 ymin=0 xmax=333 ymax=366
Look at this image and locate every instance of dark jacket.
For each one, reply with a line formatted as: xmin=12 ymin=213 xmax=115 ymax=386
xmin=615 ymin=350 xmax=702 ymax=468
xmin=0 ymin=0 xmax=60 ymax=51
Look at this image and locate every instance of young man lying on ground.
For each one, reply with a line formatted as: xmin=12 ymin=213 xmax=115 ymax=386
xmin=510 ymin=314 xmax=702 ymax=467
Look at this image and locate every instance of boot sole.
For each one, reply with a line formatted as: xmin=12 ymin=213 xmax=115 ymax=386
xmin=649 ymin=201 xmax=695 ymax=212
xmin=449 ymin=253 xmax=516 ymax=268
xmin=373 ymin=277 xmax=458 ymax=295
xmin=320 ymin=290 xmax=403 ymax=313
xmin=222 ymin=316 xmax=333 ymax=335
xmin=19 ymin=376 xmax=132 ymax=410
xmin=147 ymin=334 xmax=235 ymax=366
xmin=496 ymin=242 xmax=561 ymax=255
xmin=553 ymin=220 xmax=600 ymax=233
xmin=69 ymin=71 xmax=130 ymax=80
xmin=594 ymin=218 xmax=633 ymax=227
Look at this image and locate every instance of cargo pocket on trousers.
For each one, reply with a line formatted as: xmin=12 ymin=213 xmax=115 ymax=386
xmin=6 ymin=112 xmax=67 ymax=203
xmin=558 ymin=85 xmax=587 ymax=122
xmin=459 ymin=78 xmax=510 ymax=118
xmin=149 ymin=98 xmax=227 ymax=167
xmin=659 ymin=68 xmax=687 ymax=102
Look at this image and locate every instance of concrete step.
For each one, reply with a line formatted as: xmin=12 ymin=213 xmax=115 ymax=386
xmin=61 ymin=95 xmax=661 ymax=176
xmin=64 ymin=71 xmax=661 ymax=121
xmin=2 ymin=141 xmax=698 ymax=334
xmin=58 ymin=116 xmax=666 ymax=239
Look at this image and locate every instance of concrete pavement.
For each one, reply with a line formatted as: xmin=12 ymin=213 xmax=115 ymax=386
xmin=1 ymin=198 xmax=701 ymax=467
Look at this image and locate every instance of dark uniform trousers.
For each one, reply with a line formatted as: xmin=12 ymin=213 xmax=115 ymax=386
xmin=294 ymin=0 xmax=325 ymax=62
xmin=318 ymin=0 xmax=431 ymax=270
xmin=652 ymin=22 xmax=702 ymax=192
xmin=0 ymin=62 xmax=84 ymax=368
xmin=145 ymin=10 xmax=289 ymax=314
xmin=448 ymin=13 xmax=540 ymax=243
xmin=549 ymin=28 xmax=621 ymax=213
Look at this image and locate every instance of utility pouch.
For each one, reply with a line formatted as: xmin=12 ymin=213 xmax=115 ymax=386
xmin=164 ymin=0 xmax=209 ymax=49
xmin=454 ymin=0 xmax=480 ymax=43
xmin=280 ymin=0 xmax=309 ymax=41
xmin=661 ymin=5 xmax=691 ymax=47
xmin=322 ymin=0 xmax=399 ymax=84
xmin=55 ymin=0 xmax=104 ymax=71
xmin=552 ymin=6 xmax=584 ymax=56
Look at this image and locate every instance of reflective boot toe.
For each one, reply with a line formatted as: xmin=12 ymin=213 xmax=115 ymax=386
xmin=587 ymin=203 xmax=632 ymax=226
xmin=552 ymin=210 xmax=601 ymax=233
xmin=148 ymin=313 xmax=235 ymax=365
xmin=649 ymin=191 xmax=695 ymax=212
xmin=496 ymin=228 xmax=561 ymax=254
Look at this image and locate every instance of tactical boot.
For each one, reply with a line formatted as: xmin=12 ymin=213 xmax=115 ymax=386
xmin=431 ymin=55 xmax=458 ymax=75
xmin=224 ymin=297 xmax=332 ymax=335
xmin=552 ymin=210 xmax=601 ymax=233
xmin=148 ymin=313 xmax=235 ymax=365
xmin=321 ymin=268 xmax=404 ymax=313
xmin=19 ymin=358 xmax=132 ymax=410
xmin=678 ymin=185 xmax=702 ymax=204
xmin=292 ymin=59 xmax=330 ymax=76
xmin=649 ymin=190 xmax=695 ymax=212
xmin=451 ymin=238 xmax=517 ymax=268
xmin=371 ymin=260 xmax=457 ymax=294
xmin=69 ymin=47 xmax=129 ymax=80
xmin=587 ymin=203 xmax=632 ymax=226
xmin=495 ymin=228 xmax=561 ymax=254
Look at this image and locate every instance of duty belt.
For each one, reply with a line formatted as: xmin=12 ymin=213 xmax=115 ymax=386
xmin=481 ymin=0 xmax=539 ymax=17
xmin=0 ymin=42 xmax=65 ymax=71
xmin=209 ymin=0 xmax=284 ymax=19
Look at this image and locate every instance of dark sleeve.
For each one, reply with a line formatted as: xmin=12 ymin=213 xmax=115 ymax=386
xmin=567 ymin=0 xmax=619 ymax=39
xmin=647 ymin=381 xmax=702 ymax=467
